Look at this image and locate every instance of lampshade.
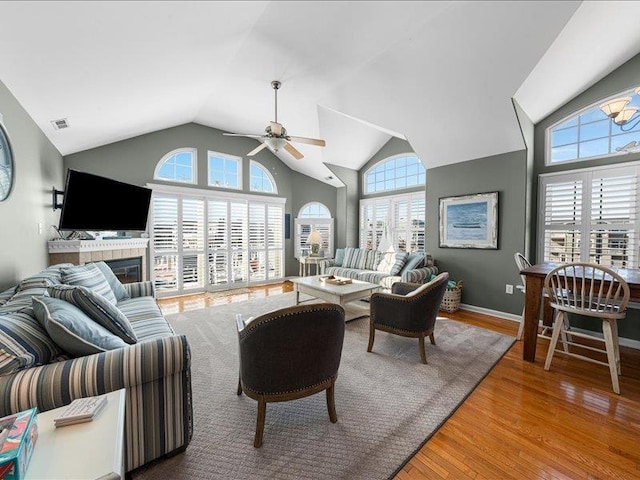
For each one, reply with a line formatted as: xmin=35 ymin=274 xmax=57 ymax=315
xmin=264 ymin=137 xmax=287 ymax=152
xmin=614 ymin=107 xmax=639 ymax=125
xmin=600 ymin=97 xmax=631 ymax=118
xmin=307 ymin=231 xmax=323 ymax=245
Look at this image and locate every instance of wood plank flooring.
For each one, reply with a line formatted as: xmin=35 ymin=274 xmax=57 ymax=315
xmin=158 ymin=283 xmax=640 ymax=480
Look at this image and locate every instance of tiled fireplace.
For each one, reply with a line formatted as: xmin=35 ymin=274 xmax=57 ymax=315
xmin=48 ymin=238 xmax=149 ymax=282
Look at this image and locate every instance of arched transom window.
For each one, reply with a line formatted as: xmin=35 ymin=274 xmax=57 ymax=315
xmin=250 ymin=161 xmax=277 ymax=193
xmin=547 ymin=86 xmax=640 ymax=165
xmin=295 ymin=202 xmax=334 ymax=258
xmin=154 ymin=148 xmax=197 ymax=184
xmin=364 ymin=154 xmax=425 ymax=194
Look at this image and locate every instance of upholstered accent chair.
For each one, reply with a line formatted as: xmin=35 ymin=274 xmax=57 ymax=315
xmin=236 ymin=303 xmax=346 ymax=447
xmin=368 ymin=272 xmax=449 ymax=364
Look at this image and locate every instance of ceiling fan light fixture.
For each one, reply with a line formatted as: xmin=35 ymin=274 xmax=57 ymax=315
xmin=264 ymin=137 xmax=287 ymax=152
xmin=600 ymin=97 xmax=631 ymax=118
xmin=614 ymin=107 xmax=639 ymax=125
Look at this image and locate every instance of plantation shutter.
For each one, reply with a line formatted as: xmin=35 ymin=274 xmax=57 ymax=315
xmin=541 ymin=176 xmax=583 ymax=264
xmin=267 ymin=204 xmax=284 ymax=279
xmin=410 ymin=197 xmax=426 ymax=252
xmin=229 ymin=202 xmax=247 ymax=284
xmin=151 ymin=194 xmax=179 ymax=293
xmin=181 ymin=198 xmax=205 ymax=289
xmin=208 ymin=200 xmax=228 ymax=286
xmin=589 ymin=171 xmax=638 ymax=267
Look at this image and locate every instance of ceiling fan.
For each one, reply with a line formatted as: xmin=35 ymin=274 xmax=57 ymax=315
xmin=223 ymin=80 xmax=326 ymax=160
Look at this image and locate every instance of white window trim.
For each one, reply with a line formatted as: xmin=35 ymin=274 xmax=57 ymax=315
xmin=537 ymin=161 xmax=640 ymax=266
xmin=544 ymin=86 xmax=639 ymax=167
xmin=249 ymin=160 xmax=278 ymax=194
xmin=207 ymin=150 xmax=243 ymax=190
xmin=154 ymin=147 xmax=197 ymax=184
xmin=363 ymin=152 xmax=425 ymax=195
xmin=294 ymin=202 xmax=334 ymax=258
xmin=298 ymin=201 xmax=331 ymax=219
xmin=146 ymin=183 xmax=285 ymax=204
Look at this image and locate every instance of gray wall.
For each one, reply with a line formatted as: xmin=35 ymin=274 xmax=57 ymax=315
xmin=64 ymin=122 xmax=337 ymax=277
xmin=325 ymin=163 xmax=359 ymax=248
xmin=426 ymin=150 xmax=527 ymax=315
xmin=0 ymin=79 xmax=63 ymax=289
xmin=532 ymin=51 xmax=640 ymax=341
xmin=513 ymin=99 xmax=535 ymax=260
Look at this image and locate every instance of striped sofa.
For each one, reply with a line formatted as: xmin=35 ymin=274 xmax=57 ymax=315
xmin=322 ymin=247 xmax=438 ymax=290
xmin=0 ymin=264 xmax=192 ymax=472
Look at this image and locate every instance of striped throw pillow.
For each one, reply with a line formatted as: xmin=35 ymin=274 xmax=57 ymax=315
xmin=342 ymin=248 xmax=370 ymax=269
xmin=61 ymin=264 xmax=117 ymax=305
xmin=0 ymin=310 xmax=62 ymax=376
xmin=47 ymin=285 xmax=137 ymax=344
xmin=92 ymin=262 xmax=130 ymax=302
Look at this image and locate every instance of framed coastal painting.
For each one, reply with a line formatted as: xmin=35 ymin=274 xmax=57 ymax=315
xmin=439 ymin=192 xmax=498 ymax=249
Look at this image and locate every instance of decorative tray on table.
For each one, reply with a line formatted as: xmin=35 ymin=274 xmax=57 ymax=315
xmin=319 ymin=275 xmax=352 ymax=285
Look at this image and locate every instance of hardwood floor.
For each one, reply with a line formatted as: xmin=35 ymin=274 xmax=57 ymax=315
xmin=158 ymin=284 xmax=640 ymax=480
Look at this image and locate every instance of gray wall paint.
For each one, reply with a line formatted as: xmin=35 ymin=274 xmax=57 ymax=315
xmin=0 ymin=79 xmax=63 ymax=289
xmin=64 ymin=122 xmax=336 ymax=277
xmin=325 ymin=163 xmax=359 ymax=248
xmin=532 ymin=52 xmax=640 ymax=341
xmin=426 ymin=150 xmax=527 ymax=314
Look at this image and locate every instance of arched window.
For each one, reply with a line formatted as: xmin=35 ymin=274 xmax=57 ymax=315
xmin=208 ymin=151 xmax=242 ymax=190
xmin=295 ymin=202 xmax=334 ymax=258
xmin=250 ymin=161 xmax=277 ymax=193
xmin=154 ymin=148 xmax=197 ymax=184
xmin=363 ymin=154 xmax=425 ymax=194
xmin=546 ymin=86 xmax=640 ymax=165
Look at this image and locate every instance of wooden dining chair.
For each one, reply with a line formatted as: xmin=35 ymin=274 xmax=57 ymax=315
xmin=543 ymin=263 xmax=630 ymax=394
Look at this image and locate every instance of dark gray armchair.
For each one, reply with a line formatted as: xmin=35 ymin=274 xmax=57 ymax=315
xmin=367 ymin=272 xmax=449 ymax=364
xmin=236 ymin=303 xmax=346 ymax=447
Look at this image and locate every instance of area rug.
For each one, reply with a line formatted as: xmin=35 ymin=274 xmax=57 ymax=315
xmin=133 ymin=293 xmax=514 ymax=480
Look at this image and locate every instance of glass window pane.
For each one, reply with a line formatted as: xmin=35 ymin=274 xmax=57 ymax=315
xmin=158 ymin=164 xmax=174 ymax=179
xmin=209 ymin=157 xmax=223 ymax=170
xmin=551 ymin=144 xmax=578 ymax=163
xmin=552 ymin=127 xmax=578 ymax=147
xmin=579 ymin=119 xmax=609 ymax=141
xmin=611 ymin=132 xmax=640 ymax=152
xmin=579 ymin=108 xmax=608 ymax=124
xmin=579 ymin=138 xmax=609 ymax=158
xmin=556 ymin=117 xmax=579 ymax=129
xmin=226 ymin=174 xmax=238 ymax=188
xmin=176 ymin=165 xmax=191 ymax=182
xmin=176 ymin=153 xmax=192 ymax=166
xmin=612 ymin=118 xmax=640 ymax=135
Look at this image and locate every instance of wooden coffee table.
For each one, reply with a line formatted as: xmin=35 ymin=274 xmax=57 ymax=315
xmin=290 ymin=275 xmax=379 ymax=321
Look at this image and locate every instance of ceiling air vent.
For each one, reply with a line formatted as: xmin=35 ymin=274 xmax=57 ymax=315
xmin=50 ymin=118 xmax=69 ymax=130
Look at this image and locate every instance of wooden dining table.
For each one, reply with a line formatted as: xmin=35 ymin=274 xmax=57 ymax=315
xmin=520 ymin=262 xmax=640 ymax=362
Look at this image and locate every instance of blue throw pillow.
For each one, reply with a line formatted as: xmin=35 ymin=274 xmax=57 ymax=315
xmin=47 ymin=285 xmax=137 ymax=344
xmin=92 ymin=262 xmax=130 ymax=302
xmin=61 ymin=264 xmax=117 ymax=305
xmin=399 ymin=253 xmax=425 ymax=276
xmin=334 ymin=249 xmax=345 ymax=267
xmin=32 ymin=297 xmax=128 ymax=357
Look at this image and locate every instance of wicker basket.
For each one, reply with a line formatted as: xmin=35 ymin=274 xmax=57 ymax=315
xmin=440 ymin=280 xmax=463 ymax=313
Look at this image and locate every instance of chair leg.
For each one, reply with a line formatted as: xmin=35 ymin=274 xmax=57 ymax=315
xmin=611 ymin=318 xmax=621 ymax=375
xmin=603 ymin=320 xmax=621 ymax=395
xmin=560 ymin=325 xmax=570 ymax=353
xmin=516 ymin=305 xmax=525 ymax=341
xmin=544 ymin=311 xmax=564 ymax=371
xmin=237 ymin=375 xmax=242 ymax=395
xmin=326 ymin=382 xmax=337 ymax=423
xmin=419 ymin=335 xmax=427 ymax=364
xmin=367 ymin=322 xmax=375 ymax=353
xmin=429 ymin=332 xmax=436 ymax=345
xmin=254 ymin=398 xmax=267 ymax=448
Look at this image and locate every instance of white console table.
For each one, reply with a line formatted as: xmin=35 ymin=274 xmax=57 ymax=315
xmin=27 ymin=389 xmax=126 ymax=480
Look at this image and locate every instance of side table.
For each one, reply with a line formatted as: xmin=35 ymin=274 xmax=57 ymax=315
xmin=27 ymin=389 xmax=126 ymax=479
xmin=298 ymin=256 xmax=326 ymax=276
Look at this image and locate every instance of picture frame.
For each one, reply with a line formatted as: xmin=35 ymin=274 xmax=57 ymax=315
xmin=439 ymin=192 xmax=498 ymax=249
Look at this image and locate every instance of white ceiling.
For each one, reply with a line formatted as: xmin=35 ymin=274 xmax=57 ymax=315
xmin=0 ymin=1 xmax=639 ymax=184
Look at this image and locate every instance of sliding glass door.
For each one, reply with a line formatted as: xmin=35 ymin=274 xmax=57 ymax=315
xmin=150 ymin=186 xmax=285 ymax=297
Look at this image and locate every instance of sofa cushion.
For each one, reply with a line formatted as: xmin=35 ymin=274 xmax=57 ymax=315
xmin=14 ymin=263 xmax=73 ymax=293
xmin=92 ymin=262 xmax=130 ymax=302
xmin=342 ymin=248 xmax=381 ymax=270
xmin=117 ymin=297 xmax=175 ymax=341
xmin=399 ymin=253 xmax=425 ymax=276
xmin=357 ymin=271 xmax=391 ymax=285
xmin=0 ymin=309 xmax=62 ymax=376
xmin=377 ymin=252 xmax=408 ymax=276
xmin=47 ymin=285 xmax=137 ymax=344
xmin=334 ymin=248 xmax=345 ymax=267
xmin=0 ymin=287 xmax=15 ymax=306
xmin=61 ymin=264 xmax=118 ymax=305
xmin=0 ymin=286 xmax=49 ymax=314
xmin=32 ymin=296 xmax=127 ymax=356
xmin=324 ymin=267 xmax=362 ymax=280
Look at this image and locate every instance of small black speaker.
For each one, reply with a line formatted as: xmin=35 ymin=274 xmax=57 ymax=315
xmin=285 ymin=213 xmax=291 ymax=239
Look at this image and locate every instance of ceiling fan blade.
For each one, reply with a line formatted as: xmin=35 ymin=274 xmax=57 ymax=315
xmin=223 ymin=133 xmax=264 ymax=139
xmin=270 ymin=122 xmax=283 ymax=136
xmin=247 ymin=143 xmax=268 ymax=156
xmin=288 ymin=136 xmax=326 ymax=147
xmin=284 ymin=142 xmax=304 ymax=160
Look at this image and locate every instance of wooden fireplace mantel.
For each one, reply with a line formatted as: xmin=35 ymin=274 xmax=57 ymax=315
xmin=48 ymin=238 xmax=149 ymax=281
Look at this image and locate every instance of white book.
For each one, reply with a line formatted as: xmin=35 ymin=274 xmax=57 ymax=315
xmin=54 ymin=395 xmax=108 ymax=426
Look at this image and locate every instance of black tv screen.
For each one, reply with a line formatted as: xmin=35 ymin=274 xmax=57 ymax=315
xmin=58 ymin=170 xmax=152 ymax=231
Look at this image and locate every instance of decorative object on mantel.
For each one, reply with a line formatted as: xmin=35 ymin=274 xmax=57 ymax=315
xmin=0 ymin=118 xmax=15 ymax=203
xmin=439 ymin=191 xmax=498 ymax=249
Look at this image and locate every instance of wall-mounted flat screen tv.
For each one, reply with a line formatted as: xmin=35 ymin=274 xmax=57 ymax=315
xmin=58 ymin=170 xmax=152 ymax=231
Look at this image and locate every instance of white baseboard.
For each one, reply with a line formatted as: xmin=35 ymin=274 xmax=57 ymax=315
xmin=458 ymin=303 xmax=640 ymax=350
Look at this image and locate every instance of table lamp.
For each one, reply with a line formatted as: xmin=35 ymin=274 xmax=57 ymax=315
xmin=307 ymin=231 xmax=323 ymax=256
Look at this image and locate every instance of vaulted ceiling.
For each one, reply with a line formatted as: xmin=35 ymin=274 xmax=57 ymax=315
xmin=0 ymin=1 xmax=639 ymax=187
